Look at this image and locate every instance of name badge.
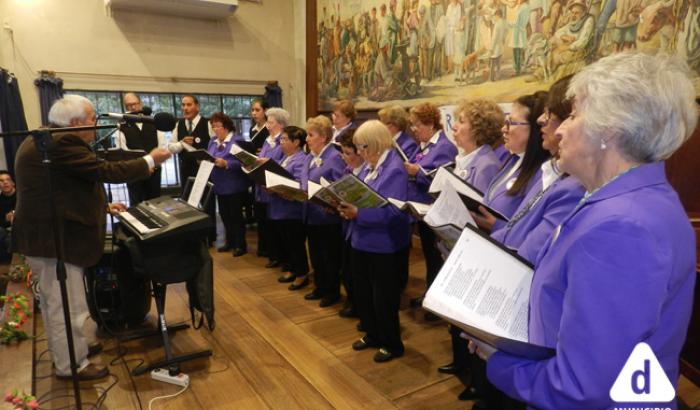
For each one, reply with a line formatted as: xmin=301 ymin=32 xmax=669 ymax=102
xmin=458 ymin=169 xmax=469 ymax=179
xmin=195 ymin=137 xmax=201 ymax=144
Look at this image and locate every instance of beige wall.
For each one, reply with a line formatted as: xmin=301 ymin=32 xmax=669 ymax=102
xmin=0 ymin=0 xmax=307 ymax=129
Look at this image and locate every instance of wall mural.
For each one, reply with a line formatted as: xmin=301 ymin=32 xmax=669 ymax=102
xmin=315 ymin=0 xmax=700 ymax=110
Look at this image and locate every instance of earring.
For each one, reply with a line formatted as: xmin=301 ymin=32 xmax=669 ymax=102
xmin=600 ymin=139 xmax=607 ymax=150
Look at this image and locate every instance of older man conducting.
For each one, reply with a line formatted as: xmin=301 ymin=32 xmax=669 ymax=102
xmin=13 ymin=95 xmax=171 ymax=380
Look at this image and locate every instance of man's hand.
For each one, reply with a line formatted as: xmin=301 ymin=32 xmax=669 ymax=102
xmin=148 ymin=148 xmax=172 ymax=166
xmin=5 ymin=211 xmax=14 ymax=223
xmin=214 ymin=158 xmax=228 ymax=169
xmin=108 ymin=203 xmax=127 ymax=215
xmin=182 ymin=136 xmax=195 ymax=145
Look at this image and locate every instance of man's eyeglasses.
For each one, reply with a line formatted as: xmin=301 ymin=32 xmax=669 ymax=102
xmin=504 ymin=117 xmax=530 ymax=131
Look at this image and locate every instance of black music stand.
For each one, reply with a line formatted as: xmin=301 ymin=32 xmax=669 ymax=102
xmin=120 ymin=192 xmax=214 ymax=377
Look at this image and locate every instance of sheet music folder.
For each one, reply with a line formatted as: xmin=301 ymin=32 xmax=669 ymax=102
xmin=423 ymin=224 xmax=554 ymax=360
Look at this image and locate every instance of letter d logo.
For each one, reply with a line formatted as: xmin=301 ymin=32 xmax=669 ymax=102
xmin=609 ymin=342 xmax=675 ymax=402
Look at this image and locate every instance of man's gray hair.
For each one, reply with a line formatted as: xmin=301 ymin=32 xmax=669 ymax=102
xmin=266 ymin=107 xmax=290 ymax=128
xmin=567 ymin=52 xmax=698 ymax=162
xmin=48 ymin=94 xmax=94 ymax=127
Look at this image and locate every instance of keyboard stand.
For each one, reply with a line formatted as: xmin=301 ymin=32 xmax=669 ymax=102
xmin=130 ymin=281 xmax=212 ymax=376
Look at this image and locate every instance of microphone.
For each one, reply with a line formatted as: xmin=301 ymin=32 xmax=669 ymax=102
xmin=128 ymin=106 xmax=152 ymax=116
xmin=101 ymin=112 xmax=177 ymax=132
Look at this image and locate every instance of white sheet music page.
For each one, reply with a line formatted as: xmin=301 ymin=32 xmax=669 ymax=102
xmin=188 ymin=160 xmax=215 ymax=207
xmin=429 ymin=167 xmax=484 ymax=202
xmin=423 ymin=227 xmax=533 ymax=342
xmin=424 ymin=183 xmax=476 ymax=228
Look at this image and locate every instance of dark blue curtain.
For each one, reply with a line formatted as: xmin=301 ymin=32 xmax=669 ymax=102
xmin=34 ymin=73 xmax=64 ymax=126
xmin=0 ymin=69 xmax=28 ymax=174
xmin=264 ymin=81 xmax=283 ymax=108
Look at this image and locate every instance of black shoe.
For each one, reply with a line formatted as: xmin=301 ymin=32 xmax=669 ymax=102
xmin=356 ymin=322 xmax=364 ymax=332
xmin=278 ymin=274 xmax=295 ymax=283
xmin=409 ymin=296 xmax=424 ymax=308
xmin=304 ymin=289 xmax=323 ymax=300
xmin=352 ymin=335 xmax=379 ymax=351
xmin=57 ymin=363 xmax=109 ymax=381
xmin=424 ymin=312 xmax=441 ymax=322
xmin=265 ymin=260 xmax=280 ymax=269
xmin=437 ymin=362 xmax=463 ymax=374
xmin=288 ymin=276 xmax=309 ymax=291
xmin=217 ymin=245 xmax=232 ymax=253
xmin=87 ymin=342 xmax=103 ymax=358
xmin=338 ymin=306 xmax=358 ymax=318
xmin=319 ymin=295 xmax=340 ymax=308
xmin=373 ymin=347 xmax=403 ymax=363
xmin=459 ymin=387 xmax=483 ymax=402
xmin=232 ymin=248 xmax=247 ymax=257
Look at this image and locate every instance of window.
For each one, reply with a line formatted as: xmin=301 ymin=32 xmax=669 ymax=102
xmin=67 ymin=90 xmax=260 ymax=200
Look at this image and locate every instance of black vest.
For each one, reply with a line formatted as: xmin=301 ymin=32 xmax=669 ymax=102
xmin=121 ymin=122 xmax=159 ymax=152
xmin=177 ymin=116 xmax=210 ymax=150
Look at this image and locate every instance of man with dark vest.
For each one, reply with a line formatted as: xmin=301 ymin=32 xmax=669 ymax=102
xmin=116 ymin=93 xmax=165 ymax=205
xmin=169 ymin=94 xmax=216 ymax=243
xmin=170 ymin=94 xmax=213 ymax=186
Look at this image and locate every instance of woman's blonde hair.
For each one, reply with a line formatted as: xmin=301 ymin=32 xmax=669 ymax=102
xmin=305 ymin=115 xmax=333 ymax=142
xmin=353 ymin=120 xmax=393 ymax=155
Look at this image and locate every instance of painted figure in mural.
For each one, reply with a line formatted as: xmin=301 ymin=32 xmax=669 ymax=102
xmin=446 ymin=0 xmax=463 ymax=76
xmin=431 ymin=0 xmax=446 ymax=79
xmin=687 ymin=0 xmax=700 ymax=72
xmin=612 ymin=0 xmax=644 ymax=51
xmin=490 ymin=9 xmax=508 ymax=80
xmin=418 ymin=4 xmax=436 ymax=81
xmin=511 ymin=0 xmax=531 ymax=75
xmin=548 ymin=0 xmax=595 ymax=79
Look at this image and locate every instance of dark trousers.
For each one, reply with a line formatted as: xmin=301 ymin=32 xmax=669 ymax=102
xmin=341 ymin=239 xmax=354 ymax=306
xmin=307 ymin=223 xmax=342 ymax=297
xmin=255 ymin=201 xmax=270 ymax=256
xmin=217 ymin=191 xmax=247 ymax=251
xmin=276 ymin=219 xmax=308 ymax=278
xmin=418 ymin=221 xmax=443 ymax=289
xmin=127 ymin=168 xmax=162 ymax=205
xmin=449 ymin=324 xmax=469 ymax=366
xmin=267 ymin=219 xmax=286 ymax=265
xmin=470 ymin=354 xmax=526 ymax=410
xmin=353 ymin=247 xmax=406 ymax=355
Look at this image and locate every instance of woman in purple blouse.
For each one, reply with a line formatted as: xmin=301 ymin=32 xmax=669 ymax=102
xmin=207 ymin=112 xmax=251 ymax=257
xmin=338 ymin=120 xmax=411 ymax=363
xmin=474 ymin=93 xmax=550 ymax=233
xmin=451 ymin=98 xmax=505 ymax=193
xmin=469 ymin=52 xmax=697 ymax=410
xmin=404 ymin=102 xmax=458 ymax=317
xmin=337 ymin=130 xmax=365 ymax=320
xmin=268 ymin=126 xmax=310 ymax=291
xmin=301 ymin=115 xmax=346 ymax=307
xmin=378 ymin=105 xmax=419 ymax=162
xmin=256 ymin=107 xmax=287 ymax=270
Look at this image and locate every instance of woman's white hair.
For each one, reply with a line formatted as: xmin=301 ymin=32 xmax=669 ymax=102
xmin=266 ymin=107 xmax=290 ymax=128
xmin=567 ymin=52 xmax=698 ymax=162
xmin=48 ymin=94 xmax=94 ymax=127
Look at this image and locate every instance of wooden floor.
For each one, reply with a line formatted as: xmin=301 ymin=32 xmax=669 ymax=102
xmin=31 ymin=229 xmax=700 ymax=410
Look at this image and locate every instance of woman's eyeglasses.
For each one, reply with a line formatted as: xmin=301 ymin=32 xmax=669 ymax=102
xmin=504 ymin=117 xmax=530 ymax=131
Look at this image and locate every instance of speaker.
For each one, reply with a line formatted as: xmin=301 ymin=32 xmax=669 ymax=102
xmin=85 ymin=242 xmax=151 ymax=327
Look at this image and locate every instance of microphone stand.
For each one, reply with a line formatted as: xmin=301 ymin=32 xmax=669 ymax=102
xmin=0 ymin=123 xmax=118 ymax=410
